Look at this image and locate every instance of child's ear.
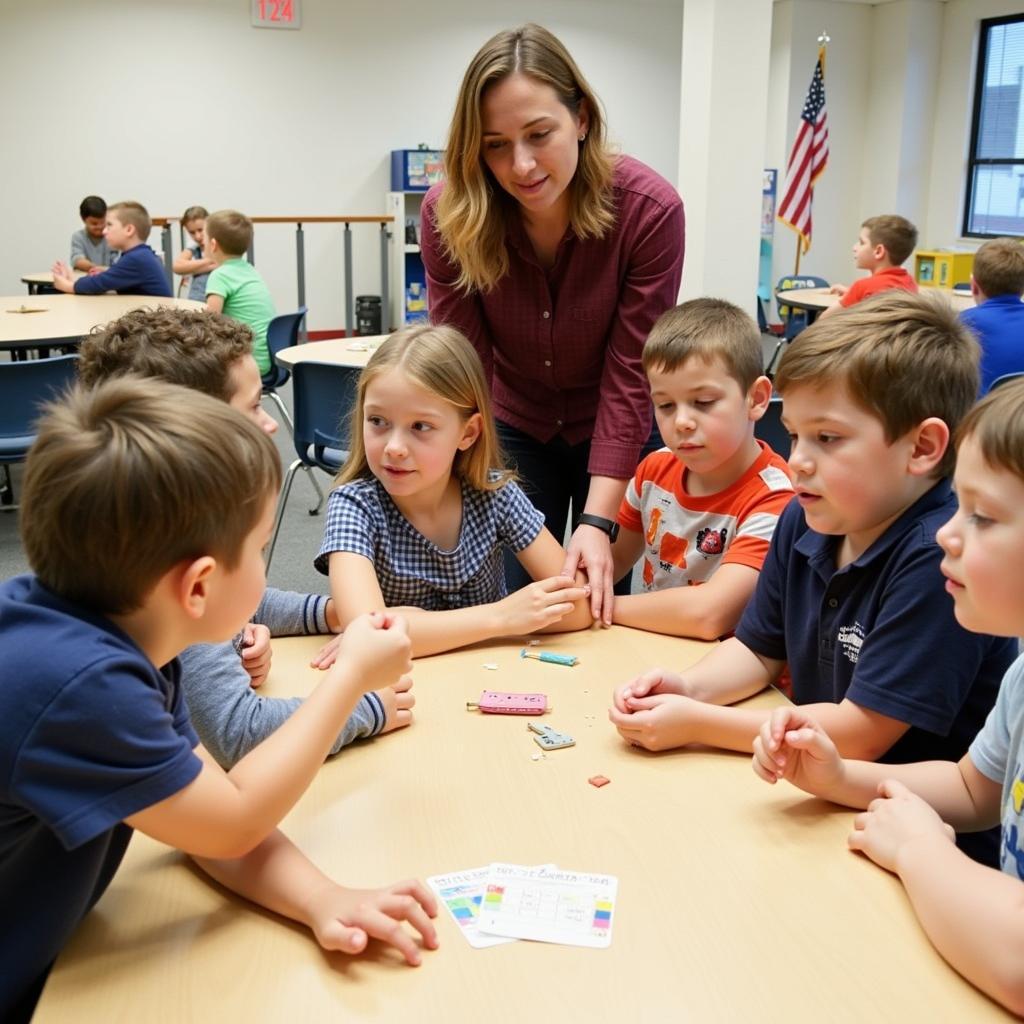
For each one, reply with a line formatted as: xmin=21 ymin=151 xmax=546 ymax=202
xmin=457 ymin=412 xmax=484 ymax=451
xmin=746 ymin=375 xmax=774 ymax=422
xmin=176 ymin=556 xmax=217 ymax=619
xmin=907 ymin=417 xmax=949 ymax=476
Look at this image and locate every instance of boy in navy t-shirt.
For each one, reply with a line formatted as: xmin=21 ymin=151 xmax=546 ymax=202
xmin=0 ymin=379 xmax=436 ymax=1021
xmin=610 ymin=292 xmax=1014 ymax=858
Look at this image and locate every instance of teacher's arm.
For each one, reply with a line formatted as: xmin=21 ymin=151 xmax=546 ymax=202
xmin=566 ymin=195 xmax=686 ymax=624
xmin=420 ymin=190 xmax=493 ymax=382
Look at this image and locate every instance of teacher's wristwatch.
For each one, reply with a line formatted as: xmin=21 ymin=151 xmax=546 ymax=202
xmin=576 ymin=513 xmax=620 ymax=543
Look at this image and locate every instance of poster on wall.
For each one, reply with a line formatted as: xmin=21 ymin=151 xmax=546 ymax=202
xmin=759 ymin=169 xmax=777 ymax=304
xmin=252 ymin=0 xmax=301 ymax=29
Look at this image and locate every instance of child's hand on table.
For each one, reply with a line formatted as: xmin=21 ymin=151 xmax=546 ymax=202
xmin=848 ymin=779 xmax=956 ymax=874
xmin=752 ymin=706 xmax=844 ymax=794
xmin=333 ymin=612 xmax=412 ymax=693
xmin=379 ymin=674 xmax=415 ymax=734
xmin=612 ymin=668 xmax=687 ymax=714
xmin=607 ymin=691 xmax=699 ymax=751
xmin=495 ymin=575 xmax=590 ymax=634
xmin=240 ymin=623 xmax=272 ymax=688
xmin=305 ymin=877 xmax=439 ymax=966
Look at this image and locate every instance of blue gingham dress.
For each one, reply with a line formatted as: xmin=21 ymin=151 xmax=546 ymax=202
xmin=314 ymin=476 xmax=544 ymax=608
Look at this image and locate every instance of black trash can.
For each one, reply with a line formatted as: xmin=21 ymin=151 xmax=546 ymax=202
xmin=356 ymin=295 xmax=382 ymax=336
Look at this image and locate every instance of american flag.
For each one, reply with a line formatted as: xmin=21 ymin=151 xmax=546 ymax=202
xmin=777 ymin=48 xmax=829 ymax=254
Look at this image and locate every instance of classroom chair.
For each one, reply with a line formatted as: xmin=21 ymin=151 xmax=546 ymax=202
xmin=0 ymin=354 xmax=79 ymax=508
xmin=265 ymin=359 xmax=359 ymax=570
xmin=990 ymin=371 xmax=1024 ymax=392
xmin=766 ymin=274 xmax=830 ymax=378
xmin=261 ymin=306 xmax=308 ymax=430
xmin=754 ymin=395 xmax=790 ymax=460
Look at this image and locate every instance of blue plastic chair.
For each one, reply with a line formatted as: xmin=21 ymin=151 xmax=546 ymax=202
xmin=261 ymin=306 xmax=308 ymax=431
xmin=767 ymin=275 xmax=831 ymax=378
xmin=265 ymin=360 xmax=360 ymax=570
xmin=754 ymin=395 xmax=790 ymax=461
xmin=989 ymin=371 xmax=1024 ymax=393
xmin=0 ymin=354 xmax=79 ymax=507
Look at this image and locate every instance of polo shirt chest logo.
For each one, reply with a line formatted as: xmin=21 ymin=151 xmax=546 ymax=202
xmin=836 ymin=621 xmax=865 ymax=665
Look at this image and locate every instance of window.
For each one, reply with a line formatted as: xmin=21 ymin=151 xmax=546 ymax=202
xmin=965 ymin=15 xmax=1024 ymax=238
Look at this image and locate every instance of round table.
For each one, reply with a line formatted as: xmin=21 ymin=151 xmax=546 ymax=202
xmin=0 ymin=294 xmax=205 ymax=352
xmin=776 ymin=286 xmax=972 ymax=325
xmin=274 ymin=335 xmax=388 ymax=370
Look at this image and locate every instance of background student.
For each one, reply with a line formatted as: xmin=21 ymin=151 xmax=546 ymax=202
xmin=823 ymin=214 xmax=918 ymax=315
xmin=313 ymin=323 xmax=592 ymax=662
xmin=52 ymin=200 xmax=171 ymax=297
xmin=610 ymin=298 xmax=792 ymax=639
xmin=173 ymin=204 xmax=216 ymax=300
xmin=421 ymin=23 xmax=685 ymax=623
xmin=70 ymin=194 xmax=113 ymax=272
xmin=752 ymin=379 xmax=1024 ymax=1017
xmin=960 ymin=237 xmax=1024 ymax=394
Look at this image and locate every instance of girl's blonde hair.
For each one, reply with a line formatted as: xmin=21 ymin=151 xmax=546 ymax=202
xmin=334 ymin=324 xmax=512 ymax=491
xmin=435 ymin=23 xmax=616 ymax=294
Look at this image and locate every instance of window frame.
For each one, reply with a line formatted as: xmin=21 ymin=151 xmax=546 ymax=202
xmin=964 ymin=13 xmax=1024 ymax=240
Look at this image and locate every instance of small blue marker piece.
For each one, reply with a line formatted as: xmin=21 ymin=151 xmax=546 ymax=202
xmin=520 ymin=648 xmax=578 ymax=667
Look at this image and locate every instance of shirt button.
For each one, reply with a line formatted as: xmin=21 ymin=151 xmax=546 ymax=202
xmin=542 ymin=311 xmax=550 ymax=319
xmin=556 ymin=419 xmax=564 ymax=427
xmin=827 ymin=598 xmax=838 ymax=608
xmin=544 ymin=359 xmax=552 ymax=367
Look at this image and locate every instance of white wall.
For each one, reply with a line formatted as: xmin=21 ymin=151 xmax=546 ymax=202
xmin=0 ymin=0 xmax=683 ymax=331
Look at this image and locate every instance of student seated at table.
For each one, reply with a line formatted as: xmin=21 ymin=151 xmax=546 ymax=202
xmin=52 ymin=200 xmax=171 ymax=297
xmin=77 ymin=307 xmax=414 ymax=768
xmin=70 ymin=194 xmax=114 ymax=272
xmin=0 ymin=379 xmax=437 ymax=1023
xmin=821 ymin=214 xmax=918 ymax=317
xmin=960 ymin=237 xmax=1024 ymax=394
xmin=610 ymin=292 xmax=1015 ymax=862
xmin=609 ymin=298 xmax=793 ymax=638
xmin=752 ymin=379 xmax=1024 ymax=1016
xmin=172 ymin=204 xmax=216 ymax=301
xmin=312 ymin=324 xmax=592 ymax=662
xmin=203 ymin=209 xmax=276 ymax=375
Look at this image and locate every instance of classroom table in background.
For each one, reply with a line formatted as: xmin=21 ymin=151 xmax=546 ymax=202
xmin=32 ymin=626 xmax=1010 ymax=1022
xmin=19 ymin=271 xmax=85 ymax=295
xmin=0 ymin=294 xmax=205 ymax=353
xmin=776 ymin=286 xmax=973 ymax=325
xmin=274 ymin=334 xmax=389 ymax=371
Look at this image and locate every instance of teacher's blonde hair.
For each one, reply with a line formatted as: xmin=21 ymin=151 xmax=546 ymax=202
xmin=435 ymin=24 xmax=616 ymax=294
xmin=335 ymin=324 xmax=512 ymax=491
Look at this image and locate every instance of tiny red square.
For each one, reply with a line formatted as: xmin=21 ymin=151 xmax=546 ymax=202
xmin=588 ymin=775 xmax=610 ymax=788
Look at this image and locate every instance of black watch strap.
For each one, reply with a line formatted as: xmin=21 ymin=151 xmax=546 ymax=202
xmin=577 ymin=513 xmax=620 ymax=542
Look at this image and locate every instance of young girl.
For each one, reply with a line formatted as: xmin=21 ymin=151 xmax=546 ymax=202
xmin=313 ymin=324 xmax=592 ymax=659
xmin=172 ymin=205 xmax=216 ymax=301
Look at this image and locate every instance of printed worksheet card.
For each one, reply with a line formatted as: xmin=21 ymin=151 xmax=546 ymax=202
xmin=477 ymin=863 xmax=618 ymax=948
xmin=428 ymin=867 xmax=515 ymax=948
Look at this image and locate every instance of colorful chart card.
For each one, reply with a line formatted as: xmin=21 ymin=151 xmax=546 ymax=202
xmin=476 ymin=863 xmax=618 ymax=948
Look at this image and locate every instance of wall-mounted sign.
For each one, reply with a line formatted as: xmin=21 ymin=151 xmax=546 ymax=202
xmin=252 ymin=0 xmax=300 ymax=29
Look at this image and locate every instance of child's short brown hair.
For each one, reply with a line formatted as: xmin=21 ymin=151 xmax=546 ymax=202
xmin=642 ymin=298 xmax=764 ymax=392
xmin=775 ymin=290 xmax=979 ymax=479
xmin=78 ymin=308 xmax=253 ymax=402
xmin=206 ymin=210 xmax=253 ymax=257
xmin=972 ymin=238 xmax=1024 ymax=299
xmin=21 ymin=378 xmax=281 ymax=614
xmin=956 ymin=377 xmax=1024 ymax=481
xmin=109 ymin=201 xmax=152 ymax=241
xmin=182 ymin=204 xmax=209 ymax=225
xmin=862 ymin=214 xmax=918 ymax=266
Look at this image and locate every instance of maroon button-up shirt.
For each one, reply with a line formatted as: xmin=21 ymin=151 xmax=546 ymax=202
xmin=421 ymin=155 xmax=685 ymax=479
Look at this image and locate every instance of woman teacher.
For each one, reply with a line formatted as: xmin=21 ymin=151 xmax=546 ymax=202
xmin=420 ymin=23 xmax=685 ymax=623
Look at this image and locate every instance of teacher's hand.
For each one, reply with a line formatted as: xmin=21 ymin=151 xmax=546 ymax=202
xmin=563 ymin=525 xmax=614 ymax=626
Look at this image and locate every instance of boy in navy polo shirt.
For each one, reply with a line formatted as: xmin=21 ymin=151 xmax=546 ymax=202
xmin=0 ymin=380 xmax=436 ymax=1022
xmin=51 ymin=200 xmax=171 ymax=297
xmin=752 ymin=379 xmax=1024 ymax=1016
xmin=610 ymin=292 xmax=1014 ymax=856
xmin=961 ymin=237 xmax=1024 ymax=394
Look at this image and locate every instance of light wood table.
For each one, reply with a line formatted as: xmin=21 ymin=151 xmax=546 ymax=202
xmin=777 ymin=286 xmax=972 ymax=325
xmin=0 ymin=294 xmax=205 ymax=352
xmin=32 ymin=626 xmax=1009 ymax=1021
xmin=274 ymin=335 xmax=389 ymax=370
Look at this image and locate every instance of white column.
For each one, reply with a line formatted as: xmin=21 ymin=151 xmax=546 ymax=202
xmin=678 ymin=0 xmax=774 ymax=313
